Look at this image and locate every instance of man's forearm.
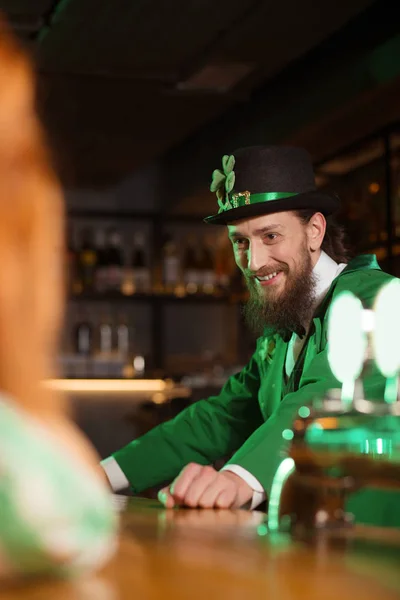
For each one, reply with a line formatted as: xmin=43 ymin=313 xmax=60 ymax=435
xmin=102 ymin=393 xmax=262 ymax=493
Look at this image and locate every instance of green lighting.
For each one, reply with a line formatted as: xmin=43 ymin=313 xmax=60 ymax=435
xmin=267 ymin=458 xmax=295 ymax=533
xmin=384 ymin=376 xmax=399 ymax=404
xmin=328 ymin=292 xmax=366 ymax=405
xmin=309 ymin=422 xmax=323 ymax=432
xmin=298 ymin=406 xmax=311 ymax=418
xmin=282 ymin=429 xmax=294 ymax=441
xmin=257 ymin=524 xmax=268 ymax=537
xmin=373 ymin=281 xmax=400 ymax=393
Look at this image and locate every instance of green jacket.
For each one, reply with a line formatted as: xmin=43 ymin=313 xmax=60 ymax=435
xmin=112 ymin=255 xmax=399 ymax=527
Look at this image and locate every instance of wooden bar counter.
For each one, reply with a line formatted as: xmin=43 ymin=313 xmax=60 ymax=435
xmin=2 ymin=496 xmax=400 ymax=599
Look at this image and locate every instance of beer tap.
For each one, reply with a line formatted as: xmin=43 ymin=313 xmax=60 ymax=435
xmin=267 ymin=281 xmax=400 ymax=537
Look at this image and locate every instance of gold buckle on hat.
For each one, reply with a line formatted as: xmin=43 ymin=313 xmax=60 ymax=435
xmin=232 ymin=190 xmax=251 ymax=208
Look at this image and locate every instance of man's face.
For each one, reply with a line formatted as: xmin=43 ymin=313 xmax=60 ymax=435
xmin=227 ymin=210 xmax=322 ymax=338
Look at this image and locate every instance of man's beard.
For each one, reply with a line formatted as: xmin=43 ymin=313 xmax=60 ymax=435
xmin=243 ymin=247 xmax=317 ymax=341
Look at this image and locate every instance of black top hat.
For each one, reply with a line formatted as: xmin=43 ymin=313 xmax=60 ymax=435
xmin=204 ymin=145 xmax=339 ymax=225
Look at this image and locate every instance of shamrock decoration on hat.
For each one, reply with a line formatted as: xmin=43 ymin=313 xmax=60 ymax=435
xmin=205 ymin=146 xmax=341 ymax=225
xmin=210 ymin=155 xmax=236 ymax=213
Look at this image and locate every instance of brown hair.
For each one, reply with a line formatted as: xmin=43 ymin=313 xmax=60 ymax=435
xmin=295 ymin=208 xmax=352 ymax=264
xmin=0 ymin=18 xmax=65 ymax=416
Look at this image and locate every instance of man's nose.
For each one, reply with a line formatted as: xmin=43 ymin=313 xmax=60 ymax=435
xmin=248 ymin=240 xmax=266 ymax=273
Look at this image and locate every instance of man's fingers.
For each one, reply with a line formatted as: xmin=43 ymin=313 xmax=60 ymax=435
xmin=196 ymin=478 xmax=232 ymax=508
xmin=170 ymin=463 xmax=204 ymax=502
xmin=215 ymin=487 xmax=240 ymax=509
xmin=183 ymin=466 xmax=218 ymax=507
xmin=158 ymin=486 xmax=175 ymax=508
xmin=158 ymin=464 xmax=252 ymax=510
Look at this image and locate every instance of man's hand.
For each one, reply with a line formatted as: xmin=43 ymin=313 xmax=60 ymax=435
xmin=157 ymin=463 xmax=253 ymax=509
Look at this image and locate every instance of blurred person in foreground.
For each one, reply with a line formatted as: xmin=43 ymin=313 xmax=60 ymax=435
xmin=0 ymin=18 xmax=116 ymax=580
xmin=103 ymin=145 xmax=400 ymax=529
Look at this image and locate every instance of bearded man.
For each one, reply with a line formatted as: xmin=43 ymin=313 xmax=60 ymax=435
xmin=102 ymin=146 xmax=399 ymax=528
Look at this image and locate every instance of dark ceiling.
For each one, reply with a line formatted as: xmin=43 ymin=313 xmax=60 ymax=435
xmin=1 ymin=0 xmax=375 ymax=187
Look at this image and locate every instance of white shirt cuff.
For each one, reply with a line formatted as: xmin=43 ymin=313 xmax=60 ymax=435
xmin=101 ymin=456 xmax=129 ymax=492
xmin=220 ymin=464 xmax=266 ymax=510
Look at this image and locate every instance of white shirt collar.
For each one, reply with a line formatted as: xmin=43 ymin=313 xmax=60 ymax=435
xmin=312 ymin=250 xmax=347 ymax=309
xmin=285 ymin=251 xmax=347 ymax=376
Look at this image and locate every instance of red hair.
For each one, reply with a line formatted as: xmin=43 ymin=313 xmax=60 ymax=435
xmin=0 ymin=17 xmax=65 ymax=416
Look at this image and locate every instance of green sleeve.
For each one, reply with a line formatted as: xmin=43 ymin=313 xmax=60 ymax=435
xmin=225 ymin=347 xmax=386 ymax=497
xmin=112 ymin=345 xmax=264 ymax=493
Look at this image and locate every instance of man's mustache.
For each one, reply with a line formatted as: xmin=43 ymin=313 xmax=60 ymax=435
xmin=244 ymin=265 xmax=289 ymax=279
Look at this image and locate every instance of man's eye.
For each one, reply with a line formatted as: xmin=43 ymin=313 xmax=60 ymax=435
xmin=264 ymin=233 xmax=278 ymax=242
xmin=234 ymin=238 xmax=247 ymax=248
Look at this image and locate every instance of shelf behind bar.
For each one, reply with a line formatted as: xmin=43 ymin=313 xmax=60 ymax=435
xmin=68 ymin=292 xmax=245 ymax=304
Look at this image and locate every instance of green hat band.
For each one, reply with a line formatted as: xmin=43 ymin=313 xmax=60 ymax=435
xmin=221 ymin=190 xmax=298 ymax=213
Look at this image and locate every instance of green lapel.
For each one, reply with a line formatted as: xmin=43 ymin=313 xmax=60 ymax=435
xmin=282 ymin=254 xmax=381 ymax=393
xmin=314 ymin=254 xmax=381 ymax=318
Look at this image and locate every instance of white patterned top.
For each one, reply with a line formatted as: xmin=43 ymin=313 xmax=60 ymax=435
xmin=0 ymin=396 xmax=117 ymax=579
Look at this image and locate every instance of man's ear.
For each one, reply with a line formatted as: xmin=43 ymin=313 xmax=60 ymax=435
xmin=307 ymin=212 xmax=326 ymax=252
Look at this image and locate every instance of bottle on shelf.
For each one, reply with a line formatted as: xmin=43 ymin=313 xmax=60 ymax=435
xmin=97 ymin=312 xmax=129 ymax=378
xmin=183 ymin=234 xmax=201 ymax=295
xmin=116 ymin=313 xmax=130 ymax=359
xmin=78 ymin=228 xmax=97 ymax=293
xmin=98 ymin=314 xmax=113 ymax=356
xmin=73 ymin=315 xmax=94 ymax=356
xmin=162 ymin=235 xmax=180 ymax=294
xmin=121 ymin=261 xmax=135 ymax=297
xmin=105 ymin=228 xmax=124 ymax=293
xmin=66 ymin=225 xmax=81 ymax=295
xmin=72 ymin=312 xmax=94 ymax=377
xmin=214 ymin=236 xmax=232 ymax=296
xmin=114 ymin=313 xmax=138 ymax=379
xmin=133 ymin=354 xmax=145 ymax=378
xmin=93 ymin=312 xmax=113 ymax=377
xmin=94 ymin=229 xmax=108 ymax=294
xmin=116 ymin=313 xmax=140 ymax=378
xmin=199 ymin=237 xmax=216 ymax=295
